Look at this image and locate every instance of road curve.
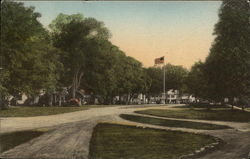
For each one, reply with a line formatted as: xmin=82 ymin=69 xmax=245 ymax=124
xmin=0 ymin=104 xmax=249 ymax=159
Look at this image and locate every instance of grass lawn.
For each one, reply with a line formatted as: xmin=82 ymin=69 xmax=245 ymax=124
xmin=0 ymin=104 xmax=132 ymax=117
xmin=89 ymin=123 xmax=216 ymax=159
xmin=136 ymin=108 xmax=250 ymax=122
xmin=0 ymin=106 xmax=88 ymax=117
xmin=174 ymin=104 xmax=230 ymax=109
xmin=120 ymin=114 xmax=230 ymax=130
xmin=0 ymin=130 xmax=45 ymax=153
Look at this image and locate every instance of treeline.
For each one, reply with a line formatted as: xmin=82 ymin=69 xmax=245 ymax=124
xmin=0 ymin=1 xmax=188 ymax=107
xmin=1 ymin=0 xmax=249 ymax=108
xmin=186 ymin=0 xmax=250 ymax=108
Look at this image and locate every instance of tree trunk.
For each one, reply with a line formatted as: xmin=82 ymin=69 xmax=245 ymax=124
xmin=72 ymin=75 xmax=76 ymax=99
xmin=49 ymin=94 xmax=53 ymax=106
xmin=59 ymin=95 xmax=62 ymax=107
xmin=229 ymin=97 xmax=234 ymax=110
xmin=54 ymin=94 xmax=57 ymax=105
xmin=128 ymin=93 xmax=134 ymax=105
xmin=126 ymin=94 xmax=130 ymax=105
xmin=72 ymin=69 xmax=84 ymax=99
xmin=118 ymin=95 xmax=122 ymax=104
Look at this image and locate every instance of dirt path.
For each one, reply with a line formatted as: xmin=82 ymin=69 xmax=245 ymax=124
xmin=0 ymin=105 xmax=163 ymax=158
xmin=1 ymin=104 xmax=250 ymax=159
xmin=117 ymin=113 xmax=250 ymax=159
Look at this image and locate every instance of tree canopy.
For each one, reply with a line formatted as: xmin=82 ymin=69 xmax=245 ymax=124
xmin=1 ymin=1 xmax=61 ymax=102
xmin=204 ymin=0 xmax=250 ymax=103
xmin=2 ymin=0 xmax=249 ymax=107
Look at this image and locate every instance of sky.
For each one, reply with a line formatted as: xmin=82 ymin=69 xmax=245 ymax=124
xmin=22 ymin=1 xmax=222 ymax=69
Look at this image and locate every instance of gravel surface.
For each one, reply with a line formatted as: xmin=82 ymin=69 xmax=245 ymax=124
xmin=0 ymin=104 xmax=249 ymax=159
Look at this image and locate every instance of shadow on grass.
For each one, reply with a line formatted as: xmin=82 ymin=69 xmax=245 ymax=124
xmin=89 ymin=123 xmax=217 ymax=159
xmin=173 ymin=104 xmax=230 ymax=109
xmin=120 ymin=114 xmax=230 ymax=130
xmin=136 ymin=108 xmax=250 ymax=122
xmin=0 ymin=130 xmax=45 ymax=153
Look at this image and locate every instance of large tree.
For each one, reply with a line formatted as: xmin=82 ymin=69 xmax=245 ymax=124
xmin=186 ymin=61 xmax=211 ymax=100
xmin=145 ymin=67 xmax=162 ymax=97
xmin=51 ymin=14 xmax=111 ymax=98
xmin=145 ymin=64 xmax=188 ymax=100
xmin=1 ymin=1 xmax=61 ymax=107
xmin=164 ymin=64 xmax=188 ymax=93
xmin=204 ymin=0 xmax=250 ymax=104
xmin=82 ymin=40 xmax=119 ymax=104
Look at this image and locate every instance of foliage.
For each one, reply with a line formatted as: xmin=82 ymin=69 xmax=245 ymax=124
xmin=1 ymin=1 xmax=61 ymax=104
xmin=144 ymin=67 xmax=162 ymax=96
xmin=186 ymin=61 xmax=211 ymax=99
xmin=164 ymin=64 xmax=188 ymax=93
xmin=204 ymin=0 xmax=250 ymax=102
xmin=145 ymin=64 xmax=188 ymax=97
xmin=51 ymin=14 xmax=111 ymax=98
xmin=1 ymin=1 xmax=202 ymax=106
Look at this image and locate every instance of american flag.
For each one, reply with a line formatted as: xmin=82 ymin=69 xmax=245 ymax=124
xmin=155 ymin=56 xmax=164 ymax=64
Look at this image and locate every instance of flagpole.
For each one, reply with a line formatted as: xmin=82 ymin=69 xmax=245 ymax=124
xmin=163 ymin=56 xmax=165 ymax=104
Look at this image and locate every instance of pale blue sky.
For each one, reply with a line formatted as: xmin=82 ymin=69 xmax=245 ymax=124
xmin=22 ymin=1 xmax=222 ymax=68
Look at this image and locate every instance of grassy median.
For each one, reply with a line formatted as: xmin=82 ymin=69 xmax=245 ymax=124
xmin=89 ymin=123 xmax=216 ymax=159
xmin=120 ymin=114 xmax=230 ymax=130
xmin=136 ymin=108 xmax=250 ymax=122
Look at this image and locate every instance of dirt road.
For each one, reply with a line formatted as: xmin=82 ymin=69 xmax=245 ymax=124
xmin=1 ymin=104 xmax=249 ymax=159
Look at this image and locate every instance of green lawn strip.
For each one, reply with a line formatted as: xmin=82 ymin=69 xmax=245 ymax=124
xmin=0 ymin=104 xmax=131 ymax=117
xmin=173 ymin=104 xmax=230 ymax=109
xmin=0 ymin=106 xmax=89 ymax=117
xmin=136 ymin=108 xmax=250 ymax=122
xmin=0 ymin=130 xmax=45 ymax=153
xmin=89 ymin=123 xmax=217 ymax=159
xmin=120 ymin=114 xmax=230 ymax=130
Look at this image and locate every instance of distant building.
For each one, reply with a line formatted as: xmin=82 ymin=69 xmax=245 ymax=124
xmin=165 ymin=89 xmax=195 ymax=104
xmin=180 ymin=93 xmax=196 ymax=103
xmin=166 ymin=89 xmax=179 ymax=103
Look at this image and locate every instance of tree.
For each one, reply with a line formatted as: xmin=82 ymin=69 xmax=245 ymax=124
xmin=164 ymin=64 xmax=188 ymax=93
xmin=144 ymin=64 xmax=188 ymax=103
xmin=51 ymin=14 xmax=111 ymax=99
xmin=1 ymin=1 xmax=61 ymax=107
xmin=82 ymin=40 xmax=118 ymax=104
xmin=145 ymin=67 xmax=162 ymax=97
xmin=186 ymin=61 xmax=211 ymax=100
xmin=124 ymin=56 xmax=147 ymax=104
xmin=204 ymin=0 xmax=250 ymax=105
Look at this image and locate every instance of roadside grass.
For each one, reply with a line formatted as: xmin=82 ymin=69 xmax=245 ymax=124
xmin=0 ymin=106 xmax=89 ymax=117
xmin=120 ymin=114 xmax=230 ymax=130
xmin=89 ymin=123 xmax=216 ymax=159
xmin=136 ymin=108 xmax=250 ymax=122
xmin=0 ymin=130 xmax=45 ymax=153
xmin=0 ymin=104 xmax=138 ymax=117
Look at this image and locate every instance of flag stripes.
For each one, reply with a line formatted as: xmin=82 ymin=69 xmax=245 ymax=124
xmin=155 ymin=56 xmax=164 ymax=64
